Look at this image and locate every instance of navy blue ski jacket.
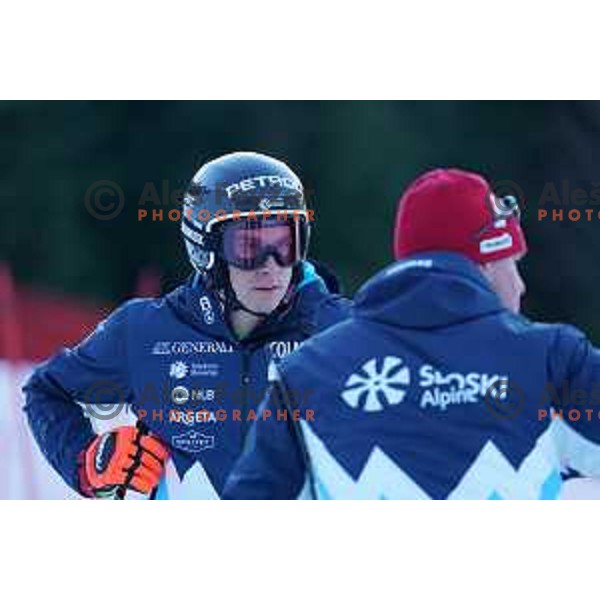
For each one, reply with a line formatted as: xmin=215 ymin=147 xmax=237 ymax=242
xmin=223 ymin=253 xmax=600 ymax=499
xmin=23 ymin=262 xmax=350 ymax=497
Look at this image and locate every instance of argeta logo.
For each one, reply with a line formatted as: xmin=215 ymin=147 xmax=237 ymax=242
xmin=341 ymin=356 xmax=411 ymax=412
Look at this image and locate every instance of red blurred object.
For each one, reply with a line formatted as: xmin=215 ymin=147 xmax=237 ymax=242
xmin=0 ymin=264 xmax=162 ymax=363
xmin=0 ymin=262 xmax=24 ymax=361
xmin=0 ymin=263 xmax=162 ymax=498
xmin=0 ymin=263 xmax=110 ymax=362
xmin=135 ymin=266 xmax=162 ymax=298
xmin=15 ymin=288 xmax=109 ymax=362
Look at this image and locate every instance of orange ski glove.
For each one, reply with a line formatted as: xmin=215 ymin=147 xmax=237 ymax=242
xmin=79 ymin=425 xmax=169 ymax=498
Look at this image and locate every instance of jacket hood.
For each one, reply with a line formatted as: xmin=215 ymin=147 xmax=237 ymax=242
xmin=354 ymin=252 xmax=505 ymax=329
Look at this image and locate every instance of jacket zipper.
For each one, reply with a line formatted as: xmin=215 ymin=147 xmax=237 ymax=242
xmin=240 ymin=350 xmax=252 ymax=448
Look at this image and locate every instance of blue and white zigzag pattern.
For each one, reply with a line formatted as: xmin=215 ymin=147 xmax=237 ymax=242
xmin=301 ymin=422 xmax=564 ymax=500
xmin=154 ymin=460 xmax=220 ymax=500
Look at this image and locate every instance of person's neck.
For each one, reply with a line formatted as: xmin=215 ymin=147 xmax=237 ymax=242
xmin=229 ymin=309 xmax=264 ymax=340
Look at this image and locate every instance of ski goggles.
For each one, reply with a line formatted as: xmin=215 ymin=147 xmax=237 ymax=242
xmin=477 ymin=194 xmax=521 ymax=239
xmin=492 ymin=194 xmax=521 ymax=221
xmin=219 ymin=219 xmax=304 ymax=270
xmin=474 ymin=193 xmax=527 ymax=260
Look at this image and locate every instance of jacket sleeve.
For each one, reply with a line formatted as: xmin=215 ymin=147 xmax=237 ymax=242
xmin=22 ymin=300 xmax=136 ymax=492
xmin=222 ymin=373 xmax=308 ymax=499
xmin=548 ymin=324 xmax=600 ymax=476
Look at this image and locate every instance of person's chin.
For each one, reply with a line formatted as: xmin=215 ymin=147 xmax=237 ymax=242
xmin=249 ymin=290 xmax=284 ymax=313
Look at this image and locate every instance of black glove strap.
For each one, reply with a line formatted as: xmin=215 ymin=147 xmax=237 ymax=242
xmin=115 ymin=423 xmax=148 ymax=500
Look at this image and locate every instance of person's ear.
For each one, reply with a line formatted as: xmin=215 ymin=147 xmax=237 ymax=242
xmin=478 ymin=262 xmax=496 ymax=288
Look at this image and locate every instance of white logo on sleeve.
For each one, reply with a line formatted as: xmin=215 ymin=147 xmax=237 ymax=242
xmin=341 ymin=356 xmax=411 ymax=412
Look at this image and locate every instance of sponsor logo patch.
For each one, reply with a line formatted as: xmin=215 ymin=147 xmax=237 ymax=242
xmin=225 ymin=175 xmax=302 ymax=199
xmin=340 ymin=357 xmax=509 ymax=413
xmin=171 ymin=431 xmax=215 ymax=453
xmin=191 ymin=362 xmax=220 ymax=377
xmin=199 ymin=295 xmax=215 ymax=325
xmin=152 ymin=341 xmax=234 ymax=355
xmin=269 ymin=340 xmax=301 ymax=360
xmin=169 ymin=361 xmax=189 ymax=379
xmin=480 ymin=233 xmax=513 ymax=254
xmin=419 ymin=365 xmax=508 ymax=411
xmin=171 ymin=386 xmax=190 ymax=405
xmin=152 ymin=341 xmax=172 ymax=355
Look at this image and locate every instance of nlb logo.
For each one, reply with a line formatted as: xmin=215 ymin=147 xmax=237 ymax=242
xmin=170 ymin=385 xmax=215 ymax=405
xmin=341 ymin=356 xmax=410 ymax=412
xmin=171 ymin=386 xmax=190 ymax=405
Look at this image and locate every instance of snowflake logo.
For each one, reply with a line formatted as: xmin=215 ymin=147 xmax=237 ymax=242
xmin=341 ymin=356 xmax=411 ymax=412
xmin=169 ymin=361 xmax=189 ymax=380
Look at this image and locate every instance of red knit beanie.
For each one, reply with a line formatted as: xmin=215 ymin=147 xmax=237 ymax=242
xmin=393 ymin=168 xmax=527 ymax=264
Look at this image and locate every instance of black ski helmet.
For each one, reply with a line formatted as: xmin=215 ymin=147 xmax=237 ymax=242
xmin=181 ymin=152 xmax=312 ymax=315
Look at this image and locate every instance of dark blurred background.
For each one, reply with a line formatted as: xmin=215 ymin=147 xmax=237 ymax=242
xmin=3 ymin=101 xmax=600 ymax=344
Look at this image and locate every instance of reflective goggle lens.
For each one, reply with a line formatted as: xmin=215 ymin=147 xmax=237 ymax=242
xmin=494 ymin=195 xmax=521 ymax=220
xmin=221 ymin=220 xmax=298 ymax=270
